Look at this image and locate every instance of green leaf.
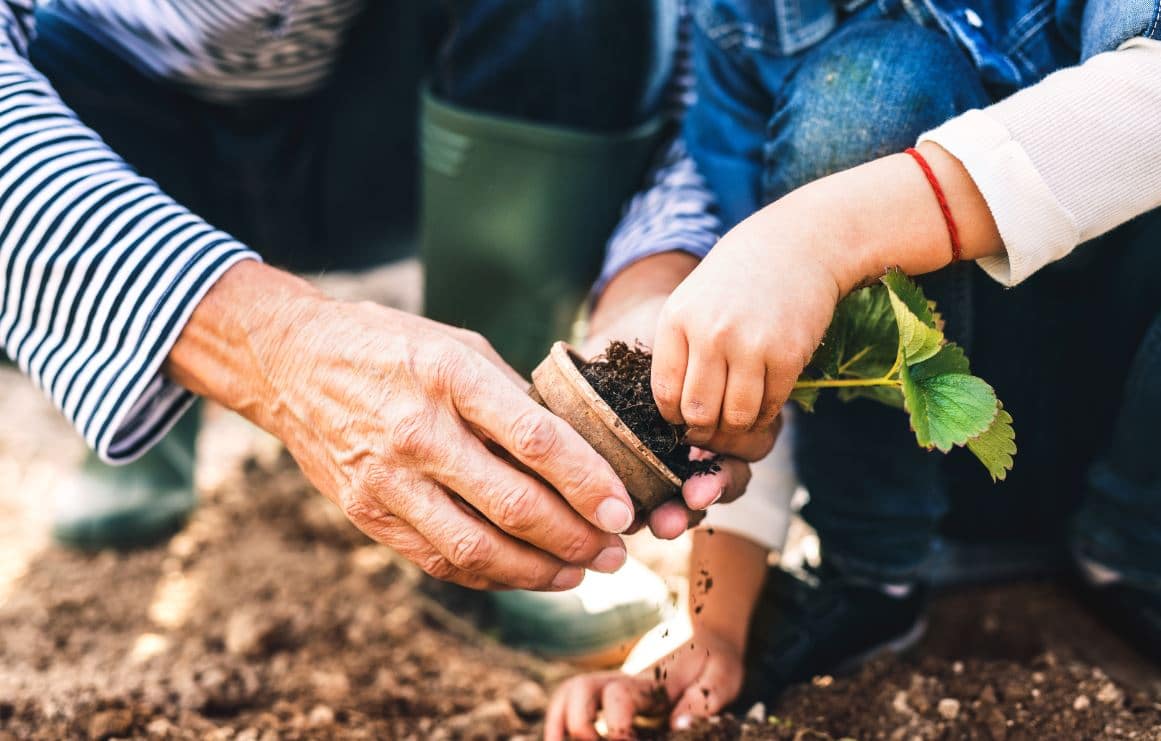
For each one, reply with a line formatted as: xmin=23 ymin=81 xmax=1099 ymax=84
xmin=909 ymin=343 xmax=970 ymax=379
xmin=809 ymin=286 xmax=899 ymax=380
xmin=966 ymin=406 xmax=1016 ymax=482
xmin=881 ymin=269 xmax=943 ymax=365
xmin=900 ymin=361 xmax=998 ymax=452
xmin=788 ymin=386 xmax=820 ymax=412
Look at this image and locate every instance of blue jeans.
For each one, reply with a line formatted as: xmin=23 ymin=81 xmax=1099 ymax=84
xmin=687 ymin=0 xmax=1161 ymax=589
xmin=32 ymin=0 xmax=673 ymax=272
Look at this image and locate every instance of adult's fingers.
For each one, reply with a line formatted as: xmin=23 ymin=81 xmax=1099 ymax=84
xmin=395 ymin=478 xmax=585 ymax=591
xmin=651 ymin=314 xmax=689 ymax=425
xmin=431 ymin=430 xmax=626 ymax=572
xmin=442 ymin=325 xmax=528 ymax=388
xmin=453 ymin=361 xmax=636 ymax=535
xmin=346 ymin=502 xmax=507 ymax=591
xmin=679 ymin=350 xmax=727 ymax=445
xmin=647 ymin=500 xmax=692 ymax=540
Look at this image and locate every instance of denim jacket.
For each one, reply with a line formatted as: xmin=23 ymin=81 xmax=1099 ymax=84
xmin=695 ymin=0 xmax=1161 ymax=90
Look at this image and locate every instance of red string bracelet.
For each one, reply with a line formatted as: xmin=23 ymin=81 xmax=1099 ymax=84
xmin=904 ymin=147 xmax=962 ymax=263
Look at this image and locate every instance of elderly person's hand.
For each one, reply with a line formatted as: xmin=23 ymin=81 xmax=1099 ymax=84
xmin=584 ymin=252 xmax=772 ymax=540
xmin=166 ymin=261 xmax=636 ymax=591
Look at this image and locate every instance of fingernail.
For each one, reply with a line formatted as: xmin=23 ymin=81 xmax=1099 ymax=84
xmin=596 ymin=498 xmax=634 ymax=533
xmin=590 ymin=544 xmax=627 ymax=573
xmin=674 ymin=715 xmax=693 ymax=730
xmin=551 ymin=567 xmax=584 ymax=591
xmin=709 ymin=487 xmax=725 ymax=506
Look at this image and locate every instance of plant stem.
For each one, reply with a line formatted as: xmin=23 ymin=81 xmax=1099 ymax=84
xmin=836 ymin=346 xmax=872 ymax=375
xmin=792 ymin=377 xmax=903 ymax=390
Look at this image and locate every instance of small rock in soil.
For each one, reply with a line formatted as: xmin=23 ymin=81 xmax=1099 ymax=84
xmin=465 ymin=699 xmax=520 ymax=738
xmin=1096 ymin=682 xmax=1124 ymax=705
xmin=225 ymin=607 xmax=284 ymax=657
xmin=1074 ymin=694 xmax=1092 ymax=711
xmin=88 ymin=708 xmax=134 ymax=739
xmin=307 ymin=704 xmax=335 ymax=727
xmin=937 ymin=697 xmax=960 ymax=720
xmin=509 ymin=681 xmax=547 ymax=718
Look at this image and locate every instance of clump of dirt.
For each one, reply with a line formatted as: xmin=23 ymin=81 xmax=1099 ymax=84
xmin=578 ymin=341 xmax=720 ymax=481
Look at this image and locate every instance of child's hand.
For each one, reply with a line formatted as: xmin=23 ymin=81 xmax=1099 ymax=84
xmin=651 ymin=193 xmax=854 ymax=445
xmin=544 ymin=631 xmax=745 ymax=740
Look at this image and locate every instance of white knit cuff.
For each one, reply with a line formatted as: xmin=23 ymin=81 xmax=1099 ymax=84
xmin=700 ymin=413 xmax=797 ymax=552
xmin=918 ymin=110 xmax=1079 ymax=287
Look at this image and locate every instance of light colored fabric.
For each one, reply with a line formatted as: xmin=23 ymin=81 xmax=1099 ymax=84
xmin=920 ymin=38 xmax=1161 ymax=286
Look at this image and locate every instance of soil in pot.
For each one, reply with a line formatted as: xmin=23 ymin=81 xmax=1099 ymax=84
xmin=577 ymin=341 xmax=721 ymax=481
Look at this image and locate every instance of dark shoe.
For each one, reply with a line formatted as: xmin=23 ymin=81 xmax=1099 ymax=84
xmin=1071 ymin=571 xmax=1161 ymax=665
xmin=739 ymin=564 xmax=927 ymax=705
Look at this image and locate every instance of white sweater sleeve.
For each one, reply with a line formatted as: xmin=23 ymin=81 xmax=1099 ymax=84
xmin=699 ymin=409 xmax=797 ymax=553
xmin=0 ymin=3 xmax=259 ymax=463
xmin=919 ymin=38 xmax=1161 ymax=286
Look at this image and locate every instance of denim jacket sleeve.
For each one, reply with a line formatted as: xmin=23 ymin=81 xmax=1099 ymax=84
xmin=1077 ymin=0 xmax=1161 ymax=58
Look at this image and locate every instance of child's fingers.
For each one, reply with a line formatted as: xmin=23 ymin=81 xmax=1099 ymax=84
xmin=669 ymin=657 xmax=743 ymax=729
xmin=601 ymin=678 xmax=662 ymax=739
xmin=546 ymin=676 xmax=607 ymax=741
xmin=651 ymin=318 xmax=689 ymax=425
xmin=562 ymin=677 xmax=604 ymax=741
xmin=681 ymin=455 xmax=752 ymax=507
xmin=679 ymin=350 xmax=727 ymax=444
xmin=544 ymin=685 xmax=568 ymax=741
xmin=720 ymin=356 xmax=766 ymax=434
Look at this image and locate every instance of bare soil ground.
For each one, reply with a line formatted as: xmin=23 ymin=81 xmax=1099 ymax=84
xmin=1 ymin=263 xmax=1159 ymax=740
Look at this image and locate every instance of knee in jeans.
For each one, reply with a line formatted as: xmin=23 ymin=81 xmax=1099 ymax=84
xmin=764 ymin=20 xmax=989 ymax=197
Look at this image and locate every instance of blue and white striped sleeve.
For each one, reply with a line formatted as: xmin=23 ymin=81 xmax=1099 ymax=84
xmin=593 ymin=137 xmax=721 ymax=297
xmin=0 ymin=1 xmax=259 ymax=464
xmin=592 ymin=4 xmax=721 ymax=299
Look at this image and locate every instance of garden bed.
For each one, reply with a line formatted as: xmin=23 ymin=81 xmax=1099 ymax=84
xmin=0 ymin=439 xmax=1158 ymax=739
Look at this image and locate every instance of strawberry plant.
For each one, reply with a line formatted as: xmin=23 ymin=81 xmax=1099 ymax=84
xmin=790 ymin=268 xmax=1016 ymax=480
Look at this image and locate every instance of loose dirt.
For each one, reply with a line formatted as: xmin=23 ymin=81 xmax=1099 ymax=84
xmin=578 ymin=342 xmax=719 ymax=481
xmin=1 ymin=446 xmax=1158 ymax=739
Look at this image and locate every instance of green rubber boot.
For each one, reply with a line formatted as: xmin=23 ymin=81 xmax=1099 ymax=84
xmin=420 ymin=89 xmax=664 ymax=374
xmin=52 ymin=403 xmax=200 ymax=550
xmin=421 ymin=92 xmax=668 ymax=662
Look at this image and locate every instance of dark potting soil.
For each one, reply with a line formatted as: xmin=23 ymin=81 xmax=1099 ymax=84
xmin=577 ymin=341 xmax=720 ymax=481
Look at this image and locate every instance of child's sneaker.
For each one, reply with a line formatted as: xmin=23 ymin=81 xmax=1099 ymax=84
xmin=739 ymin=563 xmax=927 ymax=705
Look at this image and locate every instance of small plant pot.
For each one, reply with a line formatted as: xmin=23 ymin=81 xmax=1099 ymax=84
xmin=530 ymin=341 xmax=681 ymax=512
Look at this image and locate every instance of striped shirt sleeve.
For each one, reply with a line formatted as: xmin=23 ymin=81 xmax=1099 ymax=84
xmin=0 ymin=0 xmax=259 ymax=464
xmin=593 ymin=3 xmax=721 ymax=298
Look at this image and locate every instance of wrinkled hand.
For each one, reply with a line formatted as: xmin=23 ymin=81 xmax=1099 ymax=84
xmin=545 ymin=631 xmax=745 ymax=740
xmin=256 ymin=297 xmax=637 ymax=591
xmin=652 ymin=211 xmax=843 ymax=447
